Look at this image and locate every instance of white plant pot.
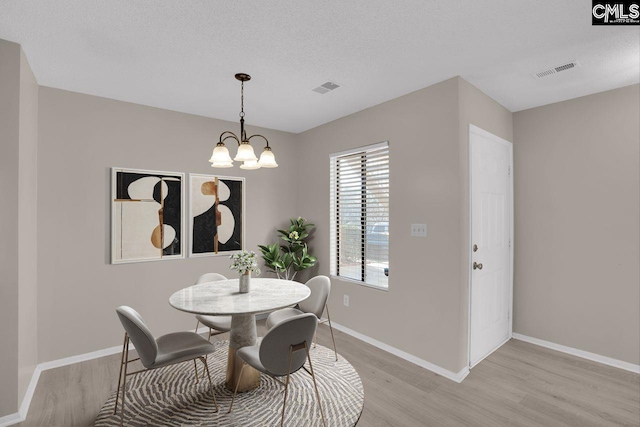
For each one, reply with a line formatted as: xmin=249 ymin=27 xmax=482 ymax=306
xmin=239 ymin=272 xmax=251 ymax=293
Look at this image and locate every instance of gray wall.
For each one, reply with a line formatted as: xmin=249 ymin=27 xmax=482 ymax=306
xmin=513 ymin=84 xmax=640 ymax=365
xmin=0 ymin=39 xmax=39 ymax=418
xmin=297 ymin=77 xmax=512 ymax=373
xmin=37 ymin=87 xmax=300 ymax=362
xmin=0 ymin=38 xmax=21 ymax=419
xmin=17 ymin=47 xmax=39 ymax=409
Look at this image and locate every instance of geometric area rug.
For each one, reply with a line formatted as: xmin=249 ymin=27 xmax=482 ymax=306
xmin=94 ymin=341 xmax=363 ymax=426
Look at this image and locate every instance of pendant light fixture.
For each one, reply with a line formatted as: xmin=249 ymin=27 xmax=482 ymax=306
xmin=209 ymin=73 xmax=278 ymax=169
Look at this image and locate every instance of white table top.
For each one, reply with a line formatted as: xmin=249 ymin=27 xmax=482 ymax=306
xmin=169 ymin=278 xmax=311 ymax=316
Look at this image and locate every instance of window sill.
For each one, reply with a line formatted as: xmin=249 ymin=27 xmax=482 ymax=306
xmin=330 ymin=275 xmax=389 ymax=292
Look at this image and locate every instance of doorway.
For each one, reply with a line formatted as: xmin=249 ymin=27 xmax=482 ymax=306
xmin=469 ymin=124 xmax=513 ymax=368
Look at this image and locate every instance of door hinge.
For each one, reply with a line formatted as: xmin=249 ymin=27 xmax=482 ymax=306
xmin=508 ymin=165 xmax=511 ymax=176
xmin=508 ymin=310 xmax=511 ymax=321
xmin=509 ymin=239 xmax=511 ymax=250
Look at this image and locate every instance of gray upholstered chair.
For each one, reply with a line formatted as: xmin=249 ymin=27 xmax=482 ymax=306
xmin=193 ymin=273 xmax=232 ymax=340
xmin=114 ymin=306 xmax=218 ymax=426
xmin=191 ymin=273 xmax=231 ymax=381
xmin=228 ymin=313 xmax=326 ymax=427
xmin=266 ymin=275 xmax=337 ymax=361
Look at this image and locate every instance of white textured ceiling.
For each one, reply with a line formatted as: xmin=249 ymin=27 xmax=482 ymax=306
xmin=1 ymin=1 xmax=638 ymax=133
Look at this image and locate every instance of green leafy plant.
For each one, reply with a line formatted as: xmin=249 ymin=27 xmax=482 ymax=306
xmin=258 ymin=217 xmax=317 ymax=280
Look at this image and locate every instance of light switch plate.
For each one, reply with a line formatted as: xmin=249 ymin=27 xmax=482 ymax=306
xmin=411 ymin=223 xmax=427 ymax=237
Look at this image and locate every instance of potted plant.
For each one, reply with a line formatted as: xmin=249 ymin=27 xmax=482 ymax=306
xmin=258 ymin=217 xmax=317 ymax=281
xmin=229 ymin=250 xmax=261 ymax=293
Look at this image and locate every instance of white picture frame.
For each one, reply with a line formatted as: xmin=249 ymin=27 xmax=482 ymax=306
xmin=188 ymin=173 xmax=245 ymax=258
xmin=111 ymin=167 xmax=186 ymax=264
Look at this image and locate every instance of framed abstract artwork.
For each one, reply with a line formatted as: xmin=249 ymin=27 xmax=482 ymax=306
xmin=189 ymin=174 xmax=244 ymax=257
xmin=111 ymin=168 xmax=185 ymax=264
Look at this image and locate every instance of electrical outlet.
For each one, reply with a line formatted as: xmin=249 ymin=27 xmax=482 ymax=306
xmin=411 ymin=223 xmax=427 ymax=237
xmin=343 ymin=294 xmax=350 ymax=307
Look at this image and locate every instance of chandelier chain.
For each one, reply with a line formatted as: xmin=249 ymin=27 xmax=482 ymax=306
xmin=239 ymin=81 xmax=245 ymax=118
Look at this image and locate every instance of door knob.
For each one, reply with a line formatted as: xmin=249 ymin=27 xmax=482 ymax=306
xmin=473 ymin=262 xmax=483 ymax=270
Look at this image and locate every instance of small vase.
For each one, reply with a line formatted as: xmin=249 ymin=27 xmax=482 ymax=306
xmin=239 ymin=272 xmax=251 ymax=293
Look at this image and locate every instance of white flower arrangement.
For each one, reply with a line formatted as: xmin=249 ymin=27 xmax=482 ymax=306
xmin=229 ymin=250 xmax=261 ymax=275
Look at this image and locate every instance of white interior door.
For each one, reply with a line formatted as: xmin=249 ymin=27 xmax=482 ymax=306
xmin=469 ymin=125 xmax=513 ymax=368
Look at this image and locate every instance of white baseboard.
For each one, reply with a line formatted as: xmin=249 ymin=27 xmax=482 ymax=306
xmin=0 ymin=413 xmax=22 ymax=427
xmin=329 ymin=321 xmax=469 ymax=383
xmin=0 ymin=344 xmax=130 ymax=427
xmin=39 ymin=344 xmax=124 ymax=372
xmin=512 ymin=333 xmax=640 ymax=374
xmin=17 ymin=364 xmax=43 ymax=422
xmin=0 ymin=364 xmax=42 ymax=427
xmin=0 ymin=326 xmax=215 ymax=426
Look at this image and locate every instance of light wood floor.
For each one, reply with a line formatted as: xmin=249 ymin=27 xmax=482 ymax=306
xmin=19 ymin=321 xmax=640 ymax=426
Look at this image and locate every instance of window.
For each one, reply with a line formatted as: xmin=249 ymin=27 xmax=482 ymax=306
xmin=330 ymin=141 xmax=389 ymax=289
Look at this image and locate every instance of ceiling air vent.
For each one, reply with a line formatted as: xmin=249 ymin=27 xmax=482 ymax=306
xmin=312 ymin=81 xmax=340 ymax=94
xmin=533 ymin=61 xmax=580 ymax=79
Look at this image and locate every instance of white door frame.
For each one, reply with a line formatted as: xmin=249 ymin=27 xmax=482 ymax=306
xmin=467 ymin=124 xmax=514 ymax=368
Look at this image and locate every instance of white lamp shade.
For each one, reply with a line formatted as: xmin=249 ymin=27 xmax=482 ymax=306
xmin=257 ymin=147 xmax=278 ymax=168
xmin=240 ymin=159 xmax=261 ymax=170
xmin=209 ymin=144 xmax=233 ymax=164
xmin=234 ymin=143 xmax=258 ymax=162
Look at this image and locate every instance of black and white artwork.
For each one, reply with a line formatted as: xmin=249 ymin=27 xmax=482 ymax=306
xmin=112 ymin=168 xmax=185 ymax=264
xmin=189 ymin=174 xmax=244 ymax=257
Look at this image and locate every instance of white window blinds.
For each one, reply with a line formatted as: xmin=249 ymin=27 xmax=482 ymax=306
xmin=330 ymin=142 xmax=389 ymax=289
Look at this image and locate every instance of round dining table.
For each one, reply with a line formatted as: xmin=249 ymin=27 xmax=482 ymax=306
xmin=169 ymin=277 xmax=310 ymax=392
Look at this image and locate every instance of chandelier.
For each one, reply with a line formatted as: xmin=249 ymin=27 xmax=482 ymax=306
xmin=209 ymin=73 xmax=278 ymax=169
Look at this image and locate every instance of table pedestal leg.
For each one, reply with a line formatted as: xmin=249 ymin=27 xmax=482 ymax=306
xmin=226 ymin=313 xmax=260 ymax=392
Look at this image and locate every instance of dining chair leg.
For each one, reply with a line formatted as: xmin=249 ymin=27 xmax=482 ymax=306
xmin=326 ymin=305 xmax=338 ymax=361
xmin=199 ymin=356 xmax=219 ymax=412
xmin=228 ymin=363 xmax=247 ymax=413
xmin=281 ymin=346 xmax=295 ymax=427
xmin=305 ymin=342 xmax=327 ymax=427
xmin=119 ymin=338 xmax=130 ymax=427
xmin=113 ymin=333 xmax=127 ymax=415
xmin=202 ymin=327 xmax=215 ymax=379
